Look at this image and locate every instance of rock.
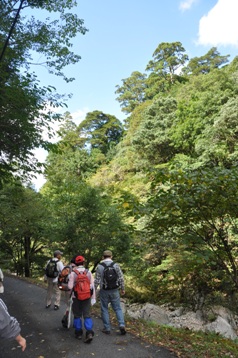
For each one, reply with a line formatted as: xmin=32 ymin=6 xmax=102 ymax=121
xmin=141 ymin=303 xmax=170 ymax=325
xmin=204 ymin=316 xmax=237 ymax=340
xmin=210 ymin=306 xmax=237 ymax=329
xmin=126 ymin=303 xmax=143 ymax=320
xmin=125 ymin=302 xmax=238 ymax=340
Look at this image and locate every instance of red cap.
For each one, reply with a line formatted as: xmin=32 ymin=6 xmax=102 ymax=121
xmin=75 ymin=255 xmax=85 ymax=265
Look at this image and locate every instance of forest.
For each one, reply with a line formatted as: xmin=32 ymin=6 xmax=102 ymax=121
xmin=1 ymin=0 xmax=238 ymax=312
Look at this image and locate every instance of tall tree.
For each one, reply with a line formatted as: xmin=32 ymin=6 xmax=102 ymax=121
xmin=115 ymin=71 xmax=148 ymax=114
xmin=132 ymin=96 xmax=178 ymax=165
xmin=0 ymin=0 xmax=88 ymax=184
xmin=145 ymin=42 xmax=188 ymax=97
xmin=0 ymin=182 xmax=51 ymax=276
xmin=77 ymin=110 xmax=124 ymax=156
xmin=182 ymin=47 xmax=229 ymax=76
xmin=42 ymin=179 xmax=131 ymax=267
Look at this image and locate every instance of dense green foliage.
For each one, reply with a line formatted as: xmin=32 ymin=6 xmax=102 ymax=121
xmin=0 ymin=0 xmax=87 ymax=185
xmin=1 ymin=37 xmax=238 ymax=315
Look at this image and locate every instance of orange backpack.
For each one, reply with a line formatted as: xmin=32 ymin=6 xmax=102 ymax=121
xmin=73 ymin=269 xmax=91 ymax=300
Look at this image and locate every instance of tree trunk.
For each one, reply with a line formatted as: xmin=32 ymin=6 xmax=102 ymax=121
xmin=24 ymin=236 xmax=31 ymax=277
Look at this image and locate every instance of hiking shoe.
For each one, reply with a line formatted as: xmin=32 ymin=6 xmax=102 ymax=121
xmin=102 ymin=328 xmax=110 ymax=334
xmin=45 ymin=304 xmax=51 ymax=309
xmin=84 ymin=333 xmax=93 ymax=343
xmin=120 ymin=327 xmax=126 ymax=335
xmin=61 ymin=314 xmax=68 ymax=328
xmin=75 ymin=330 xmax=83 ymax=340
xmin=54 ymin=305 xmax=59 ymax=310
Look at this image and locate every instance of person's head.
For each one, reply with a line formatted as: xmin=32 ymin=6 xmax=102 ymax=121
xmin=54 ymin=250 xmax=63 ymax=259
xmin=75 ymin=255 xmax=85 ymax=266
xmin=103 ymin=250 xmax=112 ymax=259
xmin=70 ymin=253 xmax=81 ymax=265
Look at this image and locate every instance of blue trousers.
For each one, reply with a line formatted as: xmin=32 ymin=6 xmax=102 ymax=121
xmin=99 ymin=289 xmax=125 ymax=331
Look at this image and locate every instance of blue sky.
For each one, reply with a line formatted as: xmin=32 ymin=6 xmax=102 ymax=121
xmin=31 ymin=0 xmax=238 ymax=189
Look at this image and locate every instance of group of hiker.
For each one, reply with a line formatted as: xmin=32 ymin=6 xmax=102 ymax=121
xmin=0 ymin=248 xmax=126 ymax=352
xmin=44 ymin=249 xmax=126 ymax=344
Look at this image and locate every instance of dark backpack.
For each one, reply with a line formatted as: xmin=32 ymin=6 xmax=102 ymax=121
xmin=45 ymin=259 xmax=59 ymax=278
xmin=73 ymin=269 xmax=91 ymax=300
xmin=58 ymin=265 xmax=72 ymax=291
xmin=101 ymin=262 xmax=119 ymax=290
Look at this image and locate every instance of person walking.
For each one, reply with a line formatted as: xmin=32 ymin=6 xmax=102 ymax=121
xmin=44 ymin=250 xmax=64 ymax=310
xmin=68 ymin=255 xmax=96 ymax=343
xmin=60 ymin=256 xmax=77 ymax=328
xmin=0 ymin=298 xmax=26 ymax=351
xmin=94 ymin=250 xmax=126 ymax=335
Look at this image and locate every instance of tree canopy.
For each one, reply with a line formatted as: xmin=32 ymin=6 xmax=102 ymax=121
xmin=0 ymin=0 xmax=87 ymax=185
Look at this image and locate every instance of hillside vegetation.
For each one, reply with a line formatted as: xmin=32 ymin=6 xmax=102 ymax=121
xmin=1 ymin=41 xmax=238 ymax=316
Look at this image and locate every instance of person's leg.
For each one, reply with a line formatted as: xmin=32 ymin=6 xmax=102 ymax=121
xmin=46 ymin=279 xmax=53 ymax=307
xmin=99 ymin=290 xmax=111 ymax=332
xmin=110 ymin=289 xmax=126 ymax=331
xmin=82 ymin=299 xmax=94 ymax=343
xmin=53 ymin=282 xmax=61 ymax=308
xmin=72 ymin=298 xmax=83 ymax=339
xmin=61 ymin=291 xmax=72 ymax=328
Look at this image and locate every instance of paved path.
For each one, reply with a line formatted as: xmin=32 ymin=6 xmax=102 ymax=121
xmin=0 ymin=276 xmax=177 ymax=358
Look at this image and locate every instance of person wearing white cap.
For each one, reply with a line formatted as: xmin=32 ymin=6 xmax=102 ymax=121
xmin=44 ymin=250 xmax=64 ymax=310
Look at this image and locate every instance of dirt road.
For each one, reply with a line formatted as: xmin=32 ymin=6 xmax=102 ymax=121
xmin=0 ymin=275 xmax=177 ymax=358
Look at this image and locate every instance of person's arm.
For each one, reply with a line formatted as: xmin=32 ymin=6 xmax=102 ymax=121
xmin=15 ymin=334 xmax=26 ymax=351
xmin=67 ymin=271 xmax=75 ymax=290
xmin=58 ymin=261 xmax=64 ymax=272
xmin=89 ymin=272 xmax=96 ymax=304
xmin=115 ymin=264 xmax=125 ymax=294
xmin=0 ymin=299 xmax=26 ymax=351
xmin=93 ymin=266 xmax=102 ymax=290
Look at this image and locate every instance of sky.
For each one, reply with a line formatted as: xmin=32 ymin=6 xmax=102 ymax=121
xmin=31 ymin=0 xmax=238 ymax=189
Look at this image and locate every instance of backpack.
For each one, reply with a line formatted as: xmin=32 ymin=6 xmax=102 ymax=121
xmin=45 ymin=259 xmax=59 ymax=278
xmin=58 ymin=265 xmax=72 ymax=291
xmin=101 ymin=262 xmax=119 ymax=290
xmin=73 ymin=269 xmax=91 ymax=300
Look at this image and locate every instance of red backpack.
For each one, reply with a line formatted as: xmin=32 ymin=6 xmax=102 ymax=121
xmin=73 ymin=269 xmax=91 ymax=300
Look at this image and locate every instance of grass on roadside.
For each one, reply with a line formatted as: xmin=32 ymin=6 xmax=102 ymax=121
xmin=124 ymin=315 xmax=238 ymax=358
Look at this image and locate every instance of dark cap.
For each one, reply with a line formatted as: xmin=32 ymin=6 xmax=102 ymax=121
xmin=75 ymin=255 xmax=85 ymax=265
xmin=54 ymin=250 xmax=63 ymax=256
xmin=103 ymin=250 xmax=112 ymax=257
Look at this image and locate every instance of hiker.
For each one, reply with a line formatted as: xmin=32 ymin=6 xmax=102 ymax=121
xmin=44 ymin=250 xmax=64 ymax=310
xmin=0 ymin=268 xmax=4 ymax=293
xmin=94 ymin=250 xmax=126 ymax=335
xmin=67 ymin=255 xmax=96 ymax=343
xmin=0 ymin=298 xmax=26 ymax=351
xmin=60 ymin=257 xmax=77 ymax=328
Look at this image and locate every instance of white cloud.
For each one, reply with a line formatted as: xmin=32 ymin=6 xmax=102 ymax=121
xmin=197 ymin=0 xmax=238 ymax=47
xmin=179 ymin=0 xmax=197 ymax=11
xmin=71 ymin=107 xmax=89 ymax=125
